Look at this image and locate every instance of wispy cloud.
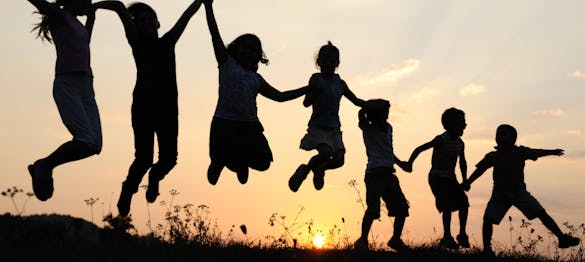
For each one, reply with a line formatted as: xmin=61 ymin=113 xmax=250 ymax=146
xmin=531 ymin=108 xmax=565 ymax=117
xmin=459 ymin=83 xmax=486 ymax=97
xmin=568 ymin=129 xmax=584 ymax=138
xmin=358 ymin=59 xmax=420 ymax=86
xmin=570 ymin=70 xmax=585 ymax=79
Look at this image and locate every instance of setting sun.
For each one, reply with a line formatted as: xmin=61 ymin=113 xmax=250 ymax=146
xmin=312 ymin=235 xmax=325 ymax=249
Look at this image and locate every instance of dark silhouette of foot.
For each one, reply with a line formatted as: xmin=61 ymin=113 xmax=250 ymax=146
xmin=439 ymin=236 xmax=459 ymax=249
xmin=117 ymin=186 xmax=133 ymax=216
xmin=457 ymin=233 xmax=470 ymax=248
xmin=558 ymin=234 xmax=580 ymax=248
xmin=237 ymin=167 xmax=249 ymax=184
xmin=387 ymin=237 xmax=407 ymax=251
xmin=288 ymin=164 xmax=309 ymax=192
xmin=28 ymin=160 xmax=53 ymax=201
xmin=354 ymin=237 xmax=369 ymax=250
xmin=146 ymin=175 xmax=161 ymax=203
xmin=207 ymin=162 xmax=224 ymax=185
xmin=312 ymin=168 xmax=325 ymax=190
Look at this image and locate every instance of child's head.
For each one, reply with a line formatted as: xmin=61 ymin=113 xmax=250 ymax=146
xmin=316 ymin=41 xmax=340 ymax=75
xmin=128 ymin=2 xmax=160 ymax=38
xmin=441 ymin=107 xmax=466 ymax=137
xmin=365 ymin=99 xmax=390 ymax=124
xmin=227 ymin=34 xmax=269 ymax=72
xmin=495 ymin=124 xmax=517 ymax=150
xmin=33 ymin=0 xmax=93 ymax=42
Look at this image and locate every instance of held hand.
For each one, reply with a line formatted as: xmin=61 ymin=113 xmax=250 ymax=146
xmin=461 ymin=181 xmax=471 ymax=192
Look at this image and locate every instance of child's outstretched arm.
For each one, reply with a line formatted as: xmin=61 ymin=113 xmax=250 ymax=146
xmin=394 ymin=154 xmax=411 ymax=172
xmin=93 ymin=1 xmax=137 ymax=46
xmin=527 ymin=148 xmax=564 ymax=161
xmin=27 ymin=0 xmax=62 ymax=17
xmin=259 ymin=80 xmax=308 ymax=102
xmin=462 ymin=165 xmax=488 ymax=191
xmin=203 ymin=0 xmax=227 ymax=66
xmin=407 ymin=139 xmax=435 ymax=169
xmin=342 ymin=81 xmax=366 ymax=108
xmin=165 ymin=0 xmax=203 ymax=44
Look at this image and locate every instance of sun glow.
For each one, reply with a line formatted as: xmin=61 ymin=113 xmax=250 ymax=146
xmin=312 ymin=235 xmax=325 ymax=249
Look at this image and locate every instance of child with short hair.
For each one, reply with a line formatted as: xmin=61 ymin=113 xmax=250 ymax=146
xmin=353 ymin=99 xmax=410 ymax=251
xmin=463 ymin=124 xmax=580 ymax=255
xmin=93 ymin=0 xmax=204 ymax=216
xmin=202 ymin=0 xmax=308 ymax=185
xmin=26 ymin=0 xmax=102 ymax=201
xmin=288 ymin=41 xmax=366 ymax=192
xmin=406 ymin=107 xmax=470 ymax=249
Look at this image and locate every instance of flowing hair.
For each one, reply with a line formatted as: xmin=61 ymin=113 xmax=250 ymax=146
xmin=227 ymin=34 xmax=268 ymax=71
xmin=32 ymin=0 xmax=67 ymax=43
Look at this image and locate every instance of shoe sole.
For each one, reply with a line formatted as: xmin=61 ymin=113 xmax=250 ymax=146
xmin=28 ymin=164 xmax=53 ymax=201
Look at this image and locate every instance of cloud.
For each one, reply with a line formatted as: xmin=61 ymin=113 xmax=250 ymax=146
xmin=531 ymin=108 xmax=565 ymax=117
xmin=459 ymin=83 xmax=486 ymax=97
xmin=358 ymin=59 xmax=420 ymax=86
xmin=570 ymin=70 xmax=585 ymax=79
xmin=567 ymin=129 xmax=583 ymax=136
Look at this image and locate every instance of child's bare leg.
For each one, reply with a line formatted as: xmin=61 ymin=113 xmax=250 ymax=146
xmin=459 ymin=207 xmax=468 ymax=236
xmin=482 ymin=219 xmax=494 ymax=254
xmin=442 ymin=211 xmax=452 ymax=238
xmin=537 ymin=211 xmax=563 ymax=237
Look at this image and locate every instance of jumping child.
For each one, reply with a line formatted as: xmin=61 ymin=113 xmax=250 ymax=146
xmin=288 ymin=41 xmax=366 ymax=192
xmin=203 ymin=0 xmax=308 ymax=185
xmin=26 ymin=0 xmax=102 ymax=201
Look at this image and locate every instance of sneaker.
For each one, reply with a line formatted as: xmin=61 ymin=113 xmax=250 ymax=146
xmin=387 ymin=237 xmax=407 ymax=251
xmin=558 ymin=234 xmax=580 ymax=248
xmin=439 ymin=236 xmax=459 ymax=249
xmin=354 ymin=238 xmax=369 ymax=250
xmin=27 ymin=160 xmax=54 ymax=201
xmin=146 ymin=175 xmax=161 ymax=203
xmin=207 ymin=162 xmax=224 ymax=185
xmin=312 ymin=168 xmax=325 ymax=190
xmin=117 ymin=184 xmax=133 ymax=216
xmin=288 ymin=164 xmax=309 ymax=192
xmin=236 ymin=167 xmax=249 ymax=184
xmin=456 ymin=233 xmax=470 ymax=248
xmin=483 ymin=248 xmax=495 ymax=257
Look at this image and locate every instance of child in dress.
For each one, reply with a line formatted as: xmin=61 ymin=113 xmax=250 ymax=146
xmin=288 ymin=41 xmax=366 ymax=192
xmin=93 ymin=0 xmax=204 ymax=216
xmin=26 ymin=0 xmax=102 ymax=201
xmin=203 ymin=0 xmax=307 ymax=185
xmin=463 ymin=124 xmax=580 ymax=255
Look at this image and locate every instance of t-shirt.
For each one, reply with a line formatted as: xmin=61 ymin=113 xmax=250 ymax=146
xmin=214 ymin=56 xmax=268 ymax=122
xmin=429 ymin=132 xmax=464 ymax=180
xmin=50 ymin=11 xmax=92 ymax=75
xmin=362 ymin=123 xmax=394 ymax=171
xmin=131 ymin=35 xmax=178 ymax=116
xmin=475 ymin=146 xmax=539 ymax=190
xmin=307 ymin=73 xmax=346 ymax=129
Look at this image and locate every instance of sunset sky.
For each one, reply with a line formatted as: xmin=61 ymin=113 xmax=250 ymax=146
xmin=1 ymin=0 xmax=584 ymax=251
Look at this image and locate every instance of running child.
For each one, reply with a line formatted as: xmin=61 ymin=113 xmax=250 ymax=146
xmin=463 ymin=124 xmax=580 ymax=255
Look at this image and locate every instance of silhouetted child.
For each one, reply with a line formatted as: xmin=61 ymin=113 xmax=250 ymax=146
xmin=462 ymin=124 xmax=580 ymax=255
xmin=93 ymin=0 xmax=203 ymax=216
xmin=406 ymin=107 xmax=470 ymax=249
xmin=26 ymin=0 xmax=102 ymax=201
xmin=203 ymin=0 xmax=307 ymax=185
xmin=288 ymin=41 xmax=366 ymax=192
xmin=353 ymin=99 xmax=410 ymax=251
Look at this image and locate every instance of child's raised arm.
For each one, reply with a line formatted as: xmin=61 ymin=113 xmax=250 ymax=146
xmin=27 ymin=0 xmax=62 ymax=17
xmin=407 ymin=139 xmax=436 ymax=168
xmin=93 ymin=1 xmax=137 ymax=46
xmin=85 ymin=7 xmax=96 ymax=39
xmin=203 ymin=0 xmax=227 ymax=66
xmin=342 ymin=81 xmax=366 ymax=108
xmin=165 ymin=0 xmax=203 ymax=44
xmin=259 ymin=80 xmax=308 ymax=103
